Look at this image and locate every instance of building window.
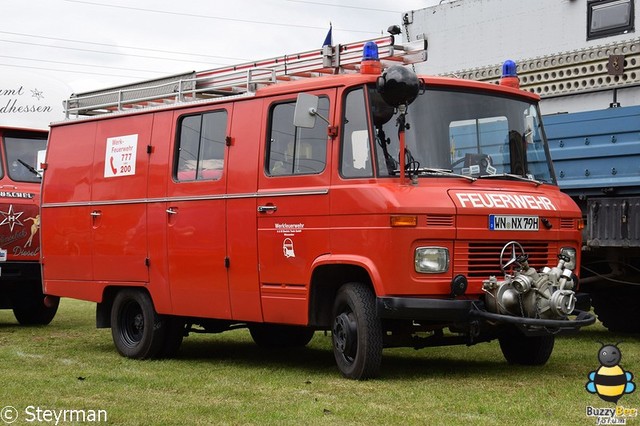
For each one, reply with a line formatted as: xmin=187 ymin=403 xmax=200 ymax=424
xmin=266 ymin=97 xmax=329 ymax=176
xmin=176 ymin=110 xmax=227 ymax=181
xmin=587 ymin=0 xmax=634 ymax=40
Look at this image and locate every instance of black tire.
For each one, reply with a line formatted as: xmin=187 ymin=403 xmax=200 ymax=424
xmin=111 ymin=289 xmax=166 ymax=359
xmin=331 ymin=282 xmax=383 ymax=380
xmin=12 ymin=289 xmax=59 ymax=326
xmin=592 ymin=290 xmax=640 ymax=333
xmin=499 ymin=332 xmax=555 ymax=365
xmin=249 ymin=324 xmax=315 ymax=348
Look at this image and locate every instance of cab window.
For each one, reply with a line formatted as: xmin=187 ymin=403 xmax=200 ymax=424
xmin=3 ymin=132 xmax=47 ymax=183
xmin=267 ymin=97 xmax=329 ymax=176
xmin=175 ymin=110 xmax=227 ymax=181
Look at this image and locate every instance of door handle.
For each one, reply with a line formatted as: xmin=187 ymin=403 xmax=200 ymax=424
xmin=90 ymin=210 xmax=102 ymax=229
xmin=166 ymin=207 xmax=178 ymax=215
xmin=257 ymin=205 xmax=277 ymax=213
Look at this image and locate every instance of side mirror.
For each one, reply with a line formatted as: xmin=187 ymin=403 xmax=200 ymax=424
xmin=293 ymin=93 xmax=319 ymax=128
xmin=37 ymin=149 xmax=47 ymax=174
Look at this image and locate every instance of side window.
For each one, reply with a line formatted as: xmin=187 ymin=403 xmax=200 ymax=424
xmin=176 ymin=110 xmax=227 ymax=181
xmin=267 ymin=97 xmax=329 ymax=176
xmin=341 ymin=88 xmax=373 ymax=178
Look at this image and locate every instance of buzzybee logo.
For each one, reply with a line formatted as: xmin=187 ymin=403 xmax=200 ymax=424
xmin=586 ymin=343 xmax=635 ymax=403
xmin=585 ymin=343 xmax=637 ymax=425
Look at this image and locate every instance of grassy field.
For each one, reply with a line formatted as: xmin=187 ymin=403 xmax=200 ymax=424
xmin=0 ymin=299 xmax=638 ymax=425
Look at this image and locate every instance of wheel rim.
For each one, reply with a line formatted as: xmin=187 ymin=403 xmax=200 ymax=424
xmin=333 ymin=311 xmax=357 ymax=363
xmin=119 ymin=300 xmax=144 ymax=348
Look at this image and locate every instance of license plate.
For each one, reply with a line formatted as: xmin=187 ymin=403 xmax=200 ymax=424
xmin=489 ymin=215 xmax=539 ymax=231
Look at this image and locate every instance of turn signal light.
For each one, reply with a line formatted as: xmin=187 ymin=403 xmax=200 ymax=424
xmin=390 ymin=215 xmax=417 ymax=227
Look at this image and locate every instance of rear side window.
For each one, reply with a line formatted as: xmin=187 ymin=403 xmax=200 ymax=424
xmin=176 ymin=110 xmax=227 ymax=181
xmin=267 ymin=97 xmax=329 ymax=176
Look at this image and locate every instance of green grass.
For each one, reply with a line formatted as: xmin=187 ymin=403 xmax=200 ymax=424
xmin=1 ymin=299 xmax=639 ymax=425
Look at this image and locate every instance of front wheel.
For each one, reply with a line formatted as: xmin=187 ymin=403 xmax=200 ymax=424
xmin=499 ymin=332 xmax=555 ymax=365
xmin=332 ymin=282 xmax=383 ymax=380
xmin=111 ymin=289 xmax=166 ymax=359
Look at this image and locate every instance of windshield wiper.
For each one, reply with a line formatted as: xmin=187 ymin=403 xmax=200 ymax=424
xmin=478 ymin=173 xmax=543 ymax=186
xmin=410 ymin=167 xmax=477 ymax=182
xmin=17 ymin=159 xmax=42 ymax=178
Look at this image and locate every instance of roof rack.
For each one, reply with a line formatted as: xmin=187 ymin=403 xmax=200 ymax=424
xmin=64 ymin=35 xmax=427 ymax=118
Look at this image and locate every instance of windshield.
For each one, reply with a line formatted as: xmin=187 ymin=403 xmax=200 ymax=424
xmin=365 ymin=85 xmax=555 ymax=184
xmin=3 ymin=132 xmax=47 ymax=183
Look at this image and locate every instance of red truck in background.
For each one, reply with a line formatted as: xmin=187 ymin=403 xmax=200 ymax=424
xmin=0 ymin=126 xmax=58 ymax=324
xmin=41 ymin=34 xmax=594 ymax=379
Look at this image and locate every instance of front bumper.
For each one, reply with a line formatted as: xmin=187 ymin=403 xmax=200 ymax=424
xmin=0 ymin=262 xmax=41 ymax=284
xmin=377 ymin=296 xmax=596 ymax=331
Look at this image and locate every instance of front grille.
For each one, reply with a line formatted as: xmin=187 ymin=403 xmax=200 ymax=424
xmin=456 ymin=241 xmax=552 ymax=278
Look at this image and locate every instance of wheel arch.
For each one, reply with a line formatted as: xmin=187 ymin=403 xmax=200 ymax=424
xmin=308 ymin=255 xmax=380 ymax=328
xmin=96 ymin=285 xmax=157 ymax=328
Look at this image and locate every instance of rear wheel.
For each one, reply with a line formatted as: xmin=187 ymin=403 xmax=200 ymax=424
xmin=12 ymin=287 xmax=59 ymax=326
xmin=111 ymin=289 xmax=166 ymax=359
xmin=499 ymin=332 xmax=555 ymax=365
xmin=332 ymin=282 xmax=383 ymax=380
xmin=591 ymin=290 xmax=640 ymax=333
xmin=249 ymin=324 xmax=315 ymax=348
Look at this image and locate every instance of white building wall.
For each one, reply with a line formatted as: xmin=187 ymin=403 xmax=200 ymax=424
xmin=405 ymin=0 xmax=639 ymax=114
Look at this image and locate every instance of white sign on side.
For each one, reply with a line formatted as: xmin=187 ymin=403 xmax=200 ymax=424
xmin=104 ymin=134 xmax=138 ymax=178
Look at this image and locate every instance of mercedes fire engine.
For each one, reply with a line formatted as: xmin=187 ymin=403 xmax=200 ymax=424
xmin=41 ymin=33 xmax=594 ymax=379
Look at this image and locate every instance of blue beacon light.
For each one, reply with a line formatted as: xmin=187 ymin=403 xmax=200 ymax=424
xmin=502 ymin=59 xmax=517 ymax=77
xmin=363 ymin=41 xmax=380 ymax=61
xmin=361 ymin=41 xmax=381 ymax=74
xmin=500 ymin=59 xmax=520 ymax=88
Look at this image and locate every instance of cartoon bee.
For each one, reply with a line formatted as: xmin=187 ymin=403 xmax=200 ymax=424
xmin=586 ymin=343 xmax=636 ymax=403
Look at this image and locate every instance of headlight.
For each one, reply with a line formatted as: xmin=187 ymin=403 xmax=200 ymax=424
xmin=560 ymin=247 xmax=577 ymax=270
xmin=414 ymin=247 xmax=449 ymax=273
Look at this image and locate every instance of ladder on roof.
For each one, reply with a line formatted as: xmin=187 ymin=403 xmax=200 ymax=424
xmin=64 ymin=35 xmax=427 ymax=118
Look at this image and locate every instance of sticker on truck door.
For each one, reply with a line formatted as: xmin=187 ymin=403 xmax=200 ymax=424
xmin=104 ymin=134 xmax=138 ymax=178
xmin=283 ymin=238 xmax=296 ymax=258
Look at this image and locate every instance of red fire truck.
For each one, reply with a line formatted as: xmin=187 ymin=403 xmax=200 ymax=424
xmin=0 ymin=126 xmax=58 ymax=324
xmin=41 ymin=34 xmax=594 ymax=379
